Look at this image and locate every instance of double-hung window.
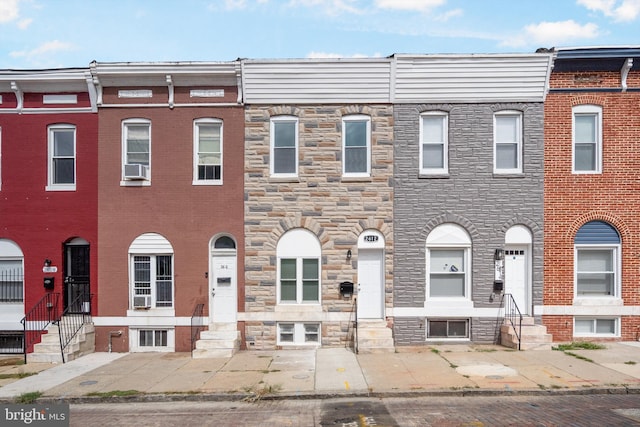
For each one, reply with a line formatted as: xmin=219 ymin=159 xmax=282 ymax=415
xmin=132 ymin=255 xmax=173 ymax=308
xmin=494 ymin=112 xmax=522 ymax=174
xmin=122 ymin=119 xmax=151 ymax=182
xmin=426 ymin=224 xmax=471 ymax=299
xmin=47 ymin=124 xmax=76 ymax=190
xmin=277 ymin=229 xmax=321 ymax=304
xmin=342 ymin=115 xmax=371 ymax=177
xmin=0 ymin=259 xmax=23 ymax=303
xmin=573 ymin=105 xmax=602 ymax=173
xmin=574 ymin=221 xmax=620 ymax=298
xmin=193 ymin=119 xmax=222 ymax=184
xmin=270 ymin=116 xmax=298 ymax=177
xmin=420 ymin=112 xmax=448 ymax=174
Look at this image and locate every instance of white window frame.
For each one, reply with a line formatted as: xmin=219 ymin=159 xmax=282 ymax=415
xmin=426 ymin=319 xmax=470 ymax=340
xmin=426 ymin=224 xmax=471 ymax=301
xmin=574 ymin=244 xmax=620 ymax=299
xmin=0 ymin=258 xmax=24 ymax=303
xmin=277 ymin=322 xmax=321 ymax=346
xmin=129 ymin=327 xmax=174 ymax=352
xmin=130 ymin=254 xmax=174 ymax=309
xmin=574 ymin=317 xmax=619 ymax=337
xmin=121 ymin=119 xmax=151 ymax=185
xmin=46 ymin=124 xmax=76 ymax=191
xmin=572 ymin=105 xmax=602 ymax=174
xmin=276 ymin=229 xmax=321 ymax=305
xmin=270 ymin=116 xmax=298 ymax=178
xmin=193 ymin=118 xmax=223 ymax=185
xmin=342 ymin=114 xmax=371 ymax=177
xmin=419 ymin=112 xmax=448 ymax=175
xmin=493 ymin=111 xmax=522 ymax=174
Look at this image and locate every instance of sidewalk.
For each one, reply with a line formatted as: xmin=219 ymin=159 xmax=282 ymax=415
xmin=1 ymin=342 xmax=639 ymax=403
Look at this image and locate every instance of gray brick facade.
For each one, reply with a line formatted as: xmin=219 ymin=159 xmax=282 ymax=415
xmin=393 ymin=103 xmax=544 ymax=344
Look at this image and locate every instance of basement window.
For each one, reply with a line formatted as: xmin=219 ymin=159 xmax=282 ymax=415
xmin=427 ymin=319 xmax=469 ymax=339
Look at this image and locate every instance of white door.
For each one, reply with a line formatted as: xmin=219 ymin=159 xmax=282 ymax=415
xmin=504 ymin=246 xmax=529 ymax=315
xmin=357 ymin=249 xmax=384 ymax=319
xmin=210 ymin=254 xmax=237 ymax=323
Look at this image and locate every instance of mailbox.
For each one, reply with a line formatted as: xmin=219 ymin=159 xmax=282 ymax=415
xmin=43 ymin=276 xmax=55 ymax=290
xmin=339 ymin=281 xmax=354 ymax=297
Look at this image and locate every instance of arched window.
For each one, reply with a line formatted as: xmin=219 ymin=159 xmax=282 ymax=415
xmin=129 ymin=233 xmax=174 ymax=309
xmin=574 ymin=221 xmax=620 ymax=298
xmin=0 ymin=239 xmax=24 ymax=303
xmin=276 ymin=228 xmax=321 ymax=304
xmin=214 ymin=235 xmax=236 ymax=250
xmin=426 ymin=224 xmax=471 ymax=299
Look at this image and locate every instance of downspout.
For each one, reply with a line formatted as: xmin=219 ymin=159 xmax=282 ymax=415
xmin=108 ymin=330 xmax=122 ymax=353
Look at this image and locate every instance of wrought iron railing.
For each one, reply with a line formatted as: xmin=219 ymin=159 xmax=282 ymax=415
xmin=190 ymin=303 xmax=205 ymax=356
xmin=354 ymin=297 xmax=359 ymax=354
xmin=501 ymin=293 xmax=523 ymax=350
xmin=55 ymin=292 xmax=93 ymax=363
xmin=20 ymin=292 xmax=61 ymax=364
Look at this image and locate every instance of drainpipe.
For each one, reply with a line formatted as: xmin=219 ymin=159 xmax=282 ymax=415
xmin=108 ymin=331 xmax=122 ymax=353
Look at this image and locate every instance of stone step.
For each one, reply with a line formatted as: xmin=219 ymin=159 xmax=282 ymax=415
xmin=195 ymin=339 xmax=240 ymax=350
xmin=192 ymin=348 xmax=236 ymax=359
xmin=199 ymin=330 xmax=240 ymax=340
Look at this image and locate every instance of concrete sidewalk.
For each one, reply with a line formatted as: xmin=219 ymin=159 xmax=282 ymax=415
xmin=1 ymin=342 xmax=639 ymax=403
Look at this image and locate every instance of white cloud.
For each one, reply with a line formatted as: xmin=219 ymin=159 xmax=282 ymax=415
xmin=10 ymin=40 xmax=74 ymax=59
xmin=224 ymin=0 xmax=247 ymax=9
xmin=307 ymin=51 xmax=382 ymax=58
xmin=288 ymin=0 xmax=363 ymax=14
xmin=435 ymin=8 xmax=462 ymax=21
xmin=374 ymin=0 xmax=446 ymax=12
xmin=577 ymin=0 xmax=640 ymax=22
xmin=0 ymin=0 xmax=20 ymax=23
xmin=17 ymin=17 xmax=31 ymax=29
xmin=502 ymin=20 xmax=599 ymax=48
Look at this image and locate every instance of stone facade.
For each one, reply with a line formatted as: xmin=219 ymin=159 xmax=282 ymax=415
xmin=243 ymin=104 xmax=394 ymax=349
xmin=393 ymin=102 xmax=544 ymax=344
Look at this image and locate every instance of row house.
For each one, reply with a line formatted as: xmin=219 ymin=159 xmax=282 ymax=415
xmin=543 ymin=47 xmax=640 ymax=342
xmin=90 ymin=62 xmax=245 ymax=354
xmin=0 ymin=69 xmax=98 ymax=352
xmin=242 ymin=59 xmax=395 ymax=351
xmin=391 ymin=54 xmax=553 ymax=346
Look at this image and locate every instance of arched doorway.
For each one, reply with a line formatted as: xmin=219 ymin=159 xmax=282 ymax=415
xmin=209 ymin=235 xmax=237 ymax=324
xmin=504 ymin=225 xmax=532 ymax=315
xmin=64 ymin=237 xmax=90 ymax=313
xmin=357 ymin=230 xmax=385 ymax=319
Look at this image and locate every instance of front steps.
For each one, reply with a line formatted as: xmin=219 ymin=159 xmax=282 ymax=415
xmin=356 ymin=320 xmax=395 ymax=353
xmin=501 ymin=316 xmax=553 ymax=351
xmin=192 ymin=323 xmax=240 ymax=358
xmin=28 ymin=320 xmax=95 ymax=363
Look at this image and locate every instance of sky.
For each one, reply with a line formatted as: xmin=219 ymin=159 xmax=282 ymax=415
xmin=0 ymin=0 xmax=639 ymax=69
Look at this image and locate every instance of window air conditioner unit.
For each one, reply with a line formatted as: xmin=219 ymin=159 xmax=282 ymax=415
xmin=133 ymin=295 xmax=152 ymax=309
xmin=124 ymin=164 xmax=149 ymax=180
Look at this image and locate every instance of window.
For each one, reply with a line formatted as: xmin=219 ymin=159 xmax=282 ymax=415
xmin=277 ymin=323 xmax=321 ymax=345
xmin=420 ymin=112 xmax=448 ymax=174
xmin=494 ymin=112 xmax=522 ymax=173
xmin=573 ymin=105 xmax=602 ymax=173
xmin=427 ymin=319 xmax=469 ymax=339
xmin=574 ymin=318 xmax=618 ymax=337
xmin=122 ymin=119 xmax=150 ymax=181
xmin=342 ymin=115 xmax=371 ymax=176
xmin=270 ymin=116 xmax=298 ymax=177
xmin=426 ymin=224 xmax=471 ymax=299
xmin=129 ymin=233 xmax=174 ymax=309
xmin=194 ymin=119 xmax=222 ymax=184
xmin=574 ymin=221 xmax=620 ymax=298
xmin=139 ymin=329 xmax=168 ymax=347
xmin=0 ymin=260 xmax=23 ymax=303
xmin=277 ymin=228 xmax=321 ymax=304
xmin=47 ymin=124 xmax=76 ymax=190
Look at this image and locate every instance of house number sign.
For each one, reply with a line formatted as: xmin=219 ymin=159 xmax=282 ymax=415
xmin=364 ymin=235 xmax=378 ymax=242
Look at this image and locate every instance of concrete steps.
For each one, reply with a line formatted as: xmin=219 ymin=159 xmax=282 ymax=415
xmin=356 ymin=320 xmax=395 ymax=353
xmin=501 ymin=316 xmax=553 ymax=351
xmin=192 ymin=323 xmax=240 ymax=358
xmin=28 ymin=319 xmax=95 ymax=363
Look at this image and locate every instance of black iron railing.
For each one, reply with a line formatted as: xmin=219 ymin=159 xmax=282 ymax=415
xmin=354 ymin=297 xmax=358 ymax=354
xmin=20 ymin=292 xmax=61 ymax=364
xmin=501 ymin=293 xmax=523 ymax=350
xmin=55 ymin=292 xmax=93 ymax=363
xmin=190 ymin=303 xmax=205 ymax=356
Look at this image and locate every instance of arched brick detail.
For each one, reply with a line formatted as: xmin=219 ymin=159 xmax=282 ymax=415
xmin=262 ymin=214 xmax=328 ymax=252
xmin=418 ymin=213 xmax=479 ymax=242
xmin=569 ymin=95 xmax=606 ymax=108
xmin=268 ymin=106 xmax=303 ymax=117
xmin=567 ymin=211 xmax=631 ymax=245
xmin=500 ymin=215 xmax=542 ymax=241
xmin=490 ymin=103 xmax=527 ymax=113
xmin=339 ymin=105 xmax=373 ymax=116
xmin=418 ymin=104 xmax=453 ymax=113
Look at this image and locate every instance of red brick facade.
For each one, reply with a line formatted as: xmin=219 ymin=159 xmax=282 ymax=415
xmin=544 ymin=64 xmax=640 ymax=342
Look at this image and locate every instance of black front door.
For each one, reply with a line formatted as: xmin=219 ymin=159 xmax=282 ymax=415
xmin=64 ymin=244 xmax=90 ymax=313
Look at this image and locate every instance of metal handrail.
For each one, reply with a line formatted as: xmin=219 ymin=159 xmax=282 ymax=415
xmin=20 ymin=292 xmax=61 ymax=364
xmin=190 ymin=303 xmax=205 ymax=356
xmin=55 ymin=292 xmax=93 ymax=363
xmin=501 ymin=293 xmax=523 ymax=350
xmin=354 ymin=297 xmax=358 ymax=354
